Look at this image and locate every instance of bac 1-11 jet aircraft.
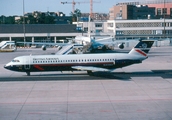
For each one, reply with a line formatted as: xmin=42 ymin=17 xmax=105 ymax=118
xmin=4 ymin=40 xmax=154 ymax=76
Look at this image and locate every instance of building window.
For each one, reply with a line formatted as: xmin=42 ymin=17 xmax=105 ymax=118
xmin=84 ymin=27 xmax=88 ymax=32
xmin=170 ymin=8 xmax=172 ymax=17
xmin=116 ymin=31 xmax=123 ymax=35
xmin=170 ymin=23 xmax=172 ymax=27
xmin=162 ymin=8 xmax=167 ymax=15
xmin=95 ymin=30 xmax=102 ymax=33
xmin=157 ymin=8 xmax=161 ymax=15
xmin=95 ymin=24 xmax=102 ymax=27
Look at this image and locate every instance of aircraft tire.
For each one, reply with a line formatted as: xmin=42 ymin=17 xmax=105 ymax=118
xmin=26 ymin=72 xmax=30 ymax=76
xmin=87 ymin=70 xmax=93 ymax=76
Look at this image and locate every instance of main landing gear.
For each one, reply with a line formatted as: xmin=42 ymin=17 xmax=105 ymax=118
xmin=87 ymin=70 xmax=93 ymax=76
xmin=26 ymin=71 xmax=30 ymax=76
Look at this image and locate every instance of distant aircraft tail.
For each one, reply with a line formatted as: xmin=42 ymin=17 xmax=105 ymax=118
xmin=129 ymin=40 xmax=154 ymax=57
xmin=90 ymin=37 xmax=96 ymax=43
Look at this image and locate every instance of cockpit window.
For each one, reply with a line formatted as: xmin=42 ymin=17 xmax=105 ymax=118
xmin=12 ymin=60 xmax=20 ymax=62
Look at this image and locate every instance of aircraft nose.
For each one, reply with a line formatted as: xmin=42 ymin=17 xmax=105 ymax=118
xmin=4 ymin=65 xmax=8 ymax=69
xmin=4 ymin=64 xmax=10 ymax=70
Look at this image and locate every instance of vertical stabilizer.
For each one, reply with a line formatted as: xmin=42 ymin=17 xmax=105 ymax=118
xmin=129 ymin=40 xmax=154 ymax=56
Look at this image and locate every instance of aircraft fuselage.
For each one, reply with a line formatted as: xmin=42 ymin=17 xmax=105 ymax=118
xmin=4 ymin=53 xmax=144 ymax=73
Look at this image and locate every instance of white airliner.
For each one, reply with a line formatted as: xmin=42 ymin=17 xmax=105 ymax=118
xmin=17 ymin=36 xmax=133 ymax=53
xmin=72 ymin=35 xmax=125 ymax=50
xmin=4 ymin=40 xmax=154 ymax=76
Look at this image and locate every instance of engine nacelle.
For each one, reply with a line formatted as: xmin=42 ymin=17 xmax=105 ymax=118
xmin=42 ymin=45 xmax=46 ymax=51
xmin=118 ymin=43 xmax=124 ymax=49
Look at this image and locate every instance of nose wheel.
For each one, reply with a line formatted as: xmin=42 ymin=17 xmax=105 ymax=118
xmin=26 ymin=72 xmax=30 ymax=76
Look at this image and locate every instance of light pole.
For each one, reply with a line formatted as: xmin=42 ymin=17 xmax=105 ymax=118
xmin=163 ymin=0 xmax=166 ymax=39
xmin=23 ymin=0 xmax=26 ymax=47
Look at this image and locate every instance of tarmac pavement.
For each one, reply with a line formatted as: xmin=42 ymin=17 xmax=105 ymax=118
xmin=0 ymin=47 xmax=172 ymax=120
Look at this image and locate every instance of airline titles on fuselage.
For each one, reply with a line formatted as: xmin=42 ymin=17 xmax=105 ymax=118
xmin=33 ymin=57 xmax=60 ymax=64
xmin=33 ymin=58 xmax=59 ymax=61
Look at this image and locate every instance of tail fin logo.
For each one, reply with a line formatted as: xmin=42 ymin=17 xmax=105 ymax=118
xmin=142 ymin=43 xmax=147 ymax=49
xmin=134 ymin=40 xmax=154 ymax=53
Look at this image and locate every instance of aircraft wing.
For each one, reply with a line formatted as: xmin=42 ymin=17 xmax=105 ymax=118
xmin=72 ymin=66 xmax=115 ymax=72
xmin=96 ymin=38 xmax=140 ymax=43
xmin=17 ymin=42 xmax=71 ymax=46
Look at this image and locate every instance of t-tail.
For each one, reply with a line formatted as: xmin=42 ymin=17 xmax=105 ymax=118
xmin=129 ymin=40 xmax=154 ymax=57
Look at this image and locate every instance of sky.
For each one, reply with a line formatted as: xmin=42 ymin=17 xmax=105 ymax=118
xmin=0 ymin=0 xmax=137 ymax=16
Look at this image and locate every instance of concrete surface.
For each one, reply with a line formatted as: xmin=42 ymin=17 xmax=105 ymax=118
xmin=0 ymin=47 xmax=172 ymax=120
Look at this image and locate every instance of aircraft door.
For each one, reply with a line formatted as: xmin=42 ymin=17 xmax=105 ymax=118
xmin=24 ymin=56 xmax=31 ymax=70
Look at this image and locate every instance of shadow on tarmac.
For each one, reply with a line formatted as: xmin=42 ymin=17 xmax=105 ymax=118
xmin=0 ymin=69 xmax=172 ymax=82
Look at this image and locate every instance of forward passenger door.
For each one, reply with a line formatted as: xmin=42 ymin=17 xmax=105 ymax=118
xmin=24 ymin=56 xmax=30 ymax=70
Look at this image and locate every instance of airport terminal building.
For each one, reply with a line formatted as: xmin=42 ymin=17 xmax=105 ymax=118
xmin=74 ymin=19 xmax=172 ymax=40
xmin=0 ymin=19 xmax=172 ymax=44
xmin=0 ymin=24 xmax=84 ymax=43
xmin=107 ymin=19 xmax=172 ymax=39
